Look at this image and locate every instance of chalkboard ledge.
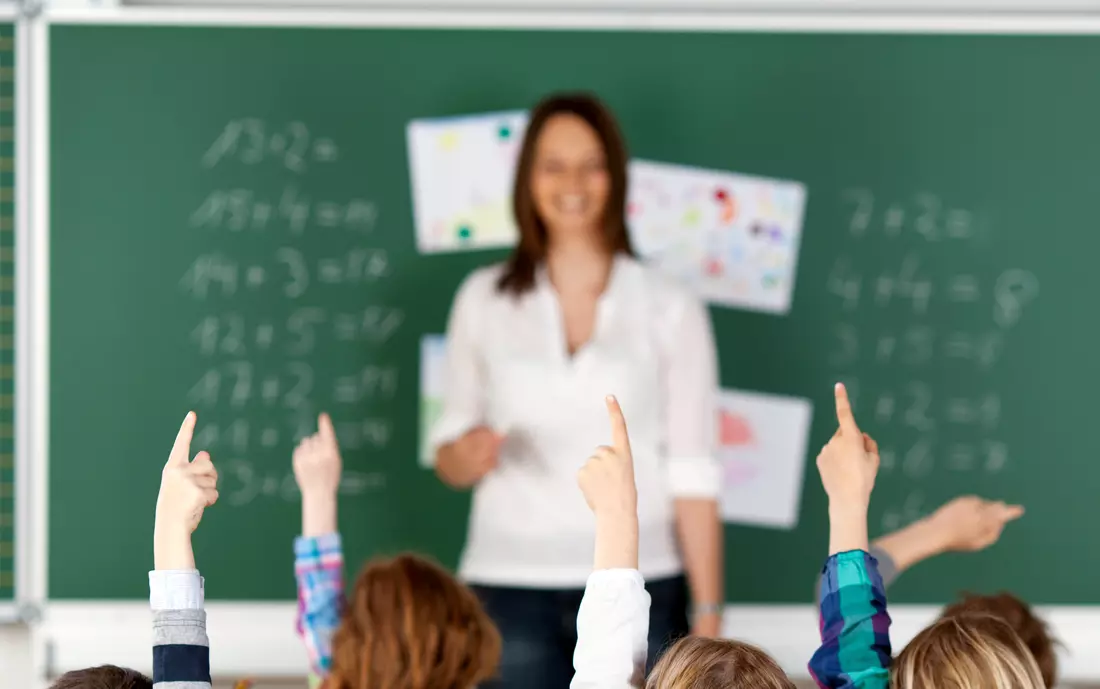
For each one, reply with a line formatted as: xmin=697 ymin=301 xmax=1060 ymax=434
xmin=37 ymin=602 xmax=1100 ymax=681
xmin=0 ymin=602 xmax=19 ymax=624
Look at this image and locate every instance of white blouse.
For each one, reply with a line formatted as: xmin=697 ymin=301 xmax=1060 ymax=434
xmin=429 ymin=254 xmax=720 ymax=587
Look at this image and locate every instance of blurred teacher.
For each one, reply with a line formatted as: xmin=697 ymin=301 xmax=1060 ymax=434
xmin=430 ymin=92 xmax=723 ymax=689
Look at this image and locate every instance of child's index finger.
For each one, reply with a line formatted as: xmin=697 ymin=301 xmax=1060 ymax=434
xmin=168 ymin=411 xmax=197 ymax=466
xmin=605 ymin=395 xmax=631 ymax=455
xmin=834 ymin=383 xmax=861 ymax=435
xmin=318 ymin=412 xmax=336 ymax=442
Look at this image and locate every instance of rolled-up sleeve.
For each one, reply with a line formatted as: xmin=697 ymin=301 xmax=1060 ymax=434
xmin=572 ymin=569 xmax=651 ymax=689
xmin=428 ymin=272 xmax=489 ymax=457
xmin=662 ymin=294 xmax=721 ymax=498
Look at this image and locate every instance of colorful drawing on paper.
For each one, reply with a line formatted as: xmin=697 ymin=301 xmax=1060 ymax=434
xmin=627 ymin=160 xmax=807 ymax=314
xmin=716 ymin=389 xmax=813 ymax=529
xmin=407 ymin=111 xmax=529 ymax=253
xmin=419 ymin=334 xmax=447 ymax=467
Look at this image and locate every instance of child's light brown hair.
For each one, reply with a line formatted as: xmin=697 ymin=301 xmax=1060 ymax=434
xmin=891 ymin=613 xmax=1045 ymax=689
xmin=646 ymin=636 xmax=796 ymax=689
xmin=326 ymin=554 xmax=501 ymax=689
xmin=939 ymin=592 xmax=1057 ymax=688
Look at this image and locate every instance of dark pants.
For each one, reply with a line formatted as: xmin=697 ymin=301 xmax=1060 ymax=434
xmin=471 ymin=575 xmax=690 ymax=689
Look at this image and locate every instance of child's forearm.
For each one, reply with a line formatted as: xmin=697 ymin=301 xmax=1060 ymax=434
xmin=594 ymin=511 xmax=639 ymax=570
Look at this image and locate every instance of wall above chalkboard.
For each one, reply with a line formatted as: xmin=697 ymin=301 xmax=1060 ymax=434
xmin=49 ymin=24 xmax=1099 ymax=603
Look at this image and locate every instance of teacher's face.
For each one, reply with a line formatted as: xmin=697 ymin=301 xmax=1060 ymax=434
xmin=529 ymin=113 xmax=611 ymax=243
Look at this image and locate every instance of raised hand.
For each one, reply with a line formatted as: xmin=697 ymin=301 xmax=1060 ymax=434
xmin=817 ymin=384 xmax=879 ymax=554
xmin=578 ymin=396 xmax=637 ymax=517
xmin=578 ymin=396 xmax=639 ymax=570
xmin=294 ymin=413 xmax=343 ymax=537
xmin=293 ymin=412 xmax=343 ymax=499
xmin=817 ymin=383 xmax=880 ymax=511
xmin=155 ymin=412 xmax=219 ymax=570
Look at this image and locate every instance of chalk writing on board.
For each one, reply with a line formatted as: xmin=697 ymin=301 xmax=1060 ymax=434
xmin=831 ymin=326 xmax=1005 ymax=369
xmin=181 ymin=248 xmax=391 ymax=300
xmin=870 ymin=388 xmax=999 ymax=430
xmin=947 ymin=275 xmax=981 ymax=302
xmin=881 ymin=490 xmax=926 ymax=532
xmin=189 ymin=308 xmax=405 ymax=355
xmin=993 ymin=269 xmax=1040 ymax=328
xmin=826 ymin=258 xmax=862 ymax=311
xmin=224 ymin=459 xmax=385 ymax=506
xmin=179 ymin=253 xmax=239 ymax=299
xmin=332 ymin=366 xmax=400 ymax=404
xmin=865 ymin=383 xmax=935 ymax=431
xmin=190 ymin=188 xmax=378 ymax=234
xmin=830 ymin=254 xmax=1000 ymax=315
xmin=190 ymin=311 xmax=403 ymax=358
xmin=335 ymin=418 xmax=393 ymax=451
xmin=871 ymin=254 xmax=933 ymax=313
xmin=878 ymin=440 xmax=1007 ymax=476
xmin=186 ymin=361 xmax=315 ymax=409
xmin=984 ymin=441 xmax=1009 ymax=473
xmin=842 ymin=189 xmax=982 ymax=242
xmin=201 ymin=120 xmax=339 ymax=172
xmin=901 ymin=438 xmax=935 ymax=478
xmin=831 ymin=187 xmax=1038 ymax=534
xmin=183 ymin=121 xmax=399 ymax=518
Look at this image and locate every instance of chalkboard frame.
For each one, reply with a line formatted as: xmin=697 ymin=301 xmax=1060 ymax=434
xmin=0 ymin=9 xmax=32 ymax=627
xmin=30 ymin=7 xmax=1100 ymax=683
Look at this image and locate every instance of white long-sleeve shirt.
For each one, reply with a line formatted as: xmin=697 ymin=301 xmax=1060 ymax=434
xmin=430 ymin=255 xmax=720 ymax=587
xmin=572 ymin=569 xmax=652 ymax=689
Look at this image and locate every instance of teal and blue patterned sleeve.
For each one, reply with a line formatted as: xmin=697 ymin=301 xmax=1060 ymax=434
xmin=809 ymin=550 xmax=892 ymax=689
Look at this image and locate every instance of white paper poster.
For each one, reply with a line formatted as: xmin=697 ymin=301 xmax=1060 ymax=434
xmin=407 ymin=111 xmax=529 ymax=253
xmin=627 ymin=160 xmax=807 ymax=314
xmin=419 ymin=334 xmax=447 ymax=467
xmin=716 ymin=388 xmax=814 ymax=529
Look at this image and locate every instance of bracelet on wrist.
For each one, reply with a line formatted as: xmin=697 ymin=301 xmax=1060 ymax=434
xmin=692 ymin=602 xmax=723 ymax=618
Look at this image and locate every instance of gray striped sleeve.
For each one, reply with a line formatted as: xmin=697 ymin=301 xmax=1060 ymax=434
xmin=152 ymin=609 xmax=211 ymax=689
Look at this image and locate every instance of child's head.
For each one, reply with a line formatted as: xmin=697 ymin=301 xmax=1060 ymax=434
xmin=50 ymin=665 xmax=151 ymax=689
xmin=891 ymin=613 xmax=1045 ymax=689
xmin=939 ymin=592 xmax=1057 ymax=688
xmin=327 ymin=553 xmax=500 ymax=689
xmin=646 ymin=636 xmax=795 ymax=689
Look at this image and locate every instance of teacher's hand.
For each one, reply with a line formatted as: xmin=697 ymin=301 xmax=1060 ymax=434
xmin=437 ymin=426 xmax=504 ymax=489
xmin=928 ymin=495 xmax=1024 ymax=553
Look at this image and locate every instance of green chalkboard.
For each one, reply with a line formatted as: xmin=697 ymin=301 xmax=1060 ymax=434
xmin=50 ymin=25 xmax=1100 ymax=602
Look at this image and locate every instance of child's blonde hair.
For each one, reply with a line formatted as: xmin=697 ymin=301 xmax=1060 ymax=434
xmin=940 ymin=592 xmax=1058 ymax=688
xmin=891 ymin=613 xmax=1045 ymax=689
xmin=647 ymin=636 xmax=795 ymax=689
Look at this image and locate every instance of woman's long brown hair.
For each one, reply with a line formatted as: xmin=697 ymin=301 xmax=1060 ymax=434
xmin=326 ymin=554 xmax=501 ymax=689
xmin=496 ymin=91 xmax=635 ymax=297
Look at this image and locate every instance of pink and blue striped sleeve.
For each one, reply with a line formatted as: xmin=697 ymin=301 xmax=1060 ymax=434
xmin=294 ymin=532 xmax=346 ymax=680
